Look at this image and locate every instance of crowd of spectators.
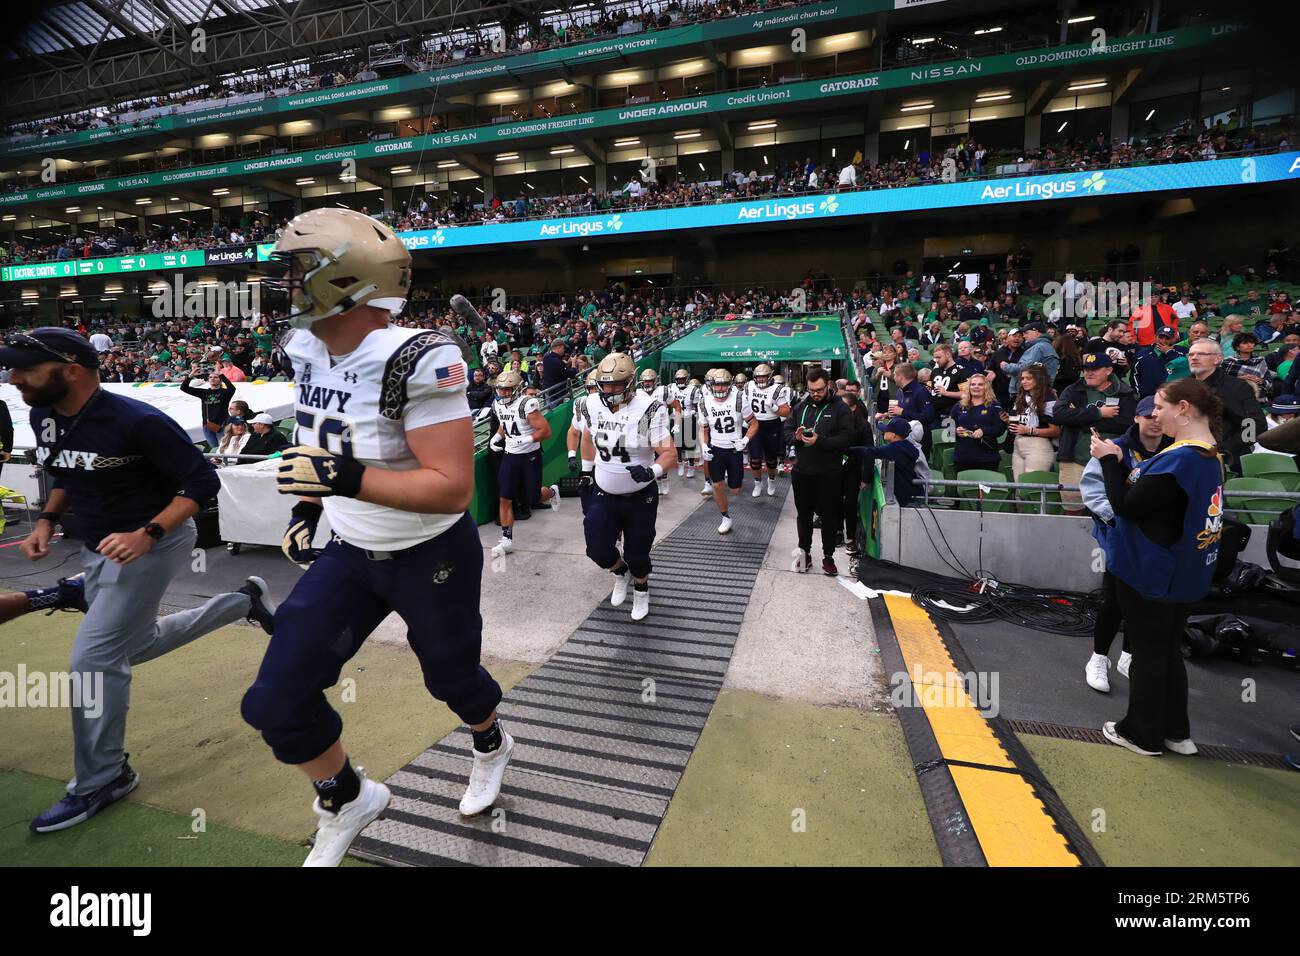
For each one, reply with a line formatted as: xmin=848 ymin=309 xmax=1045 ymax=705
xmin=4 ymin=0 xmax=803 ymax=142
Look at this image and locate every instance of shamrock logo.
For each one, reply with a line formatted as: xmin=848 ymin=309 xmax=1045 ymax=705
xmin=1082 ymin=171 xmax=1107 ymax=193
xmin=433 ymin=230 xmax=446 ymax=245
xmin=606 ymin=214 xmax=624 ymax=231
xmin=819 ymin=196 xmax=840 ymax=214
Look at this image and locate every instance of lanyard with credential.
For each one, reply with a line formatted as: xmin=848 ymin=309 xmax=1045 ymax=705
xmin=801 ymin=400 xmax=831 ymax=437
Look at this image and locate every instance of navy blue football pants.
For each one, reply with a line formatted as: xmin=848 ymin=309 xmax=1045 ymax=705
xmin=584 ymin=481 xmax=659 ymax=579
xmin=241 ymin=512 xmax=502 ymax=765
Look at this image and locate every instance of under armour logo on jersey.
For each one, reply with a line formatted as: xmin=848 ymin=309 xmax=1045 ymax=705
xmin=342 ymin=371 xmax=359 ymax=384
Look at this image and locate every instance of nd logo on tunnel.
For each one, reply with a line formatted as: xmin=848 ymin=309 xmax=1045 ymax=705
xmin=704 ymin=322 xmax=819 ymax=339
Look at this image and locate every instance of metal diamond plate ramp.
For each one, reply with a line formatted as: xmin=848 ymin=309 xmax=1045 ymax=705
xmin=351 ymin=480 xmax=791 ymax=866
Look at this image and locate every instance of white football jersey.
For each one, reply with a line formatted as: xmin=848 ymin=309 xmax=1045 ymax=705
xmin=745 ymin=382 xmax=790 ymax=421
xmin=495 ymin=393 xmax=541 ymax=454
xmin=284 ymin=324 xmax=470 ymax=551
xmin=700 ymin=388 xmax=751 ymax=448
xmin=578 ymin=391 xmax=671 ymax=495
xmin=670 ymin=382 xmax=701 ymax=415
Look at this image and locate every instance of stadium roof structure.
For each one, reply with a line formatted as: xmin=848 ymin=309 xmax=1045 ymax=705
xmin=0 ymin=0 xmax=547 ymax=122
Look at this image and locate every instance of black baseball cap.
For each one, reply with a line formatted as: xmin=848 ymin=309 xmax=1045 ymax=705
xmin=0 ymin=328 xmax=100 ymax=369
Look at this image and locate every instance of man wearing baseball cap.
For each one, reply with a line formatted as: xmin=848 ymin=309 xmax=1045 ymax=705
xmin=1001 ymin=321 xmax=1059 ymax=399
xmin=0 ymin=327 xmax=278 ymax=833
xmin=846 ymin=417 xmax=928 ymax=508
xmin=1050 ymin=350 xmax=1137 ymax=514
xmin=1132 ymin=325 xmax=1188 ymax=398
xmin=243 ymin=412 xmax=291 ymax=458
xmin=1078 ymin=394 xmax=1172 ymax=692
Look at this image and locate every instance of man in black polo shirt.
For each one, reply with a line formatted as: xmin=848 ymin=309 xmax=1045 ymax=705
xmin=1 ymin=328 xmax=277 ymax=834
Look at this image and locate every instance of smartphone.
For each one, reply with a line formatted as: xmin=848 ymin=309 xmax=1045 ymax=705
xmin=1105 ymin=397 xmax=1120 ymax=407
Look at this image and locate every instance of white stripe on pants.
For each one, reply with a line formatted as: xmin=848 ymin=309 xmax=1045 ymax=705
xmin=68 ymin=520 xmax=250 ymax=795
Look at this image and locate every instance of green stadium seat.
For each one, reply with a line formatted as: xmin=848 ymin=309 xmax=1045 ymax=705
xmin=955 ymin=469 xmax=1015 ymax=513
xmin=1224 ymin=477 xmax=1291 ymax=524
xmin=1239 ymin=453 xmax=1300 ymax=492
xmin=1014 ymin=470 xmax=1064 ymax=515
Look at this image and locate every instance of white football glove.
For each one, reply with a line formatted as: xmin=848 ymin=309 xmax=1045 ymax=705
xmin=737 ymin=437 xmax=750 ymax=453
xmin=489 ymin=432 xmax=505 ymax=452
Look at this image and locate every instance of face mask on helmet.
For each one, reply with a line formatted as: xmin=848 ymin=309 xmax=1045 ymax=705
xmin=712 ymin=379 xmax=732 ymax=400
xmin=675 ymin=373 xmax=688 ymax=386
xmin=641 ymin=376 xmax=657 ymax=392
xmin=599 ymin=377 xmax=634 ymax=409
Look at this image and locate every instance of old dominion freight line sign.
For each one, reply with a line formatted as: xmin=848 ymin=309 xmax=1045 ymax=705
xmin=4 ymin=152 xmax=1297 ymax=283
xmin=0 ymin=21 xmax=1245 ymax=209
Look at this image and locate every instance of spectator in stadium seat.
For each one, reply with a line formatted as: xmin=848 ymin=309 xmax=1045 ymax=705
xmin=539 ymin=338 xmax=573 ymax=392
xmin=884 ymin=363 xmax=936 ymax=457
xmin=1052 ymin=351 xmax=1136 ymax=514
xmin=1186 ymin=339 xmax=1267 ymax=472
xmin=951 ymin=376 xmax=1006 ymax=472
xmin=848 ymin=417 xmax=927 ymax=508
xmin=1222 ymin=333 xmax=1273 ymax=399
xmin=1214 ymin=315 xmax=1247 ymax=355
xmin=1007 ymin=366 xmax=1060 ymax=479
xmin=1001 ymin=322 xmax=1058 ymax=398
xmin=242 ymin=413 xmax=289 ymax=458
xmin=1053 ymin=331 xmax=1083 ymax=393
xmin=180 ymin=366 xmax=236 ymax=444
xmin=927 ymin=343 xmax=969 ymax=421
xmin=466 ymin=367 xmax=493 ymax=411
xmin=1133 ymin=325 xmax=1188 ymax=398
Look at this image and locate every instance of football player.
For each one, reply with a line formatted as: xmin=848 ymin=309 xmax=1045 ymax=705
xmin=744 ymin=363 xmax=792 ymax=497
xmin=699 ymin=369 xmax=720 ymax=496
xmin=577 ymin=353 xmax=676 ymax=621
xmin=669 ymin=368 xmax=702 ymax=481
xmin=249 ymin=207 xmax=510 ymax=866
xmin=567 ymin=369 xmax=600 ymax=474
xmin=490 ymin=369 xmax=560 ymax=558
xmin=698 ymin=368 xmax=758 ymax=534
xmin=638 ymin=369 xmax=680 ymax=495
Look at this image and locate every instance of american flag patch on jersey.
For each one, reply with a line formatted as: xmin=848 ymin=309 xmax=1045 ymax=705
xmin=434 ymin=363 xmax=466 ymax=388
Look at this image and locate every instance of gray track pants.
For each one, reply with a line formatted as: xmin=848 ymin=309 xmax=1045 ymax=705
xmin=67 ymin=520 xmax=250 ymax=796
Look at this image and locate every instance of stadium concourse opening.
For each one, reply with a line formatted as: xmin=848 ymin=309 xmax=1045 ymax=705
xmin=0 ymin=0 xmax=1297 ymax=903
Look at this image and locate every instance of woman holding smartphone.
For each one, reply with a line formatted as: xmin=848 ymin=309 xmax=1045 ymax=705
xmin=951 ymin=375 xmax=1006 ymax=472
xmin=1007 ymin=366 xmax=1060 ymax=478
xmin=1090 ymin=378 xmax=1224 ymax=757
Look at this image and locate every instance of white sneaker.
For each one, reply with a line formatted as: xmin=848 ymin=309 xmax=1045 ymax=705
xmin=1164 ymin=738 xmax=1198 ymax=755
xmin=791 ymin=547 xmax=809 ymax=573
xmin=751 ymin=481 xmax=763 ymax=498
xmin=701 ymin=481 xmax=713 ymax=496
xmin=676 ymin=462 xmax=685 ymax=477
xmin=610 ymin=571 xmax=631 ymax=607
xmin=1085 ymin=653 xmax=1111 ymax=693
xmin=1102 ymin=721 xmax=1161 ymax=757
xmin=686 ymin=464 xmax=696 ymax=478
xmin=490 ymin=536 xmax=514 ymax=558
xmin=631 ymin=587 xmax=649 ymax=621
xmin=1117 ymin=651 xmax=1132 ymax=679
xmin=459 ymin=730 xmax=515 ymax=816
xmin=303 ymin=771 xmax=390 ymax=867
xmin=659 ymin=477 xmax=670 ymax=496
xmin=548 ymin=484 xmax=561 ymax=511
xmin=766 ymin=476 xmax=776 ymax=496
xmin=718 ymin=514 xmax=733 ymax=534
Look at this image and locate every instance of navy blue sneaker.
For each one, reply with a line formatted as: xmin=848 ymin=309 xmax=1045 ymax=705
xmin=31 ymin=759 xmax=139 ymax=833
xmin=24 ymin=573 xmax=87 ymax=614
xmin=238 ymin=576 xmax=277 ymax=635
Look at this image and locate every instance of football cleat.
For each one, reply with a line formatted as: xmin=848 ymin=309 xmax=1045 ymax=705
xmin=751 ymin=480 xmax=763 ymax=498
xmin=701 ymin=481 xmax=713 ymax=496
xmin=548 ymin=484 xmax=561 ymax=511
xmin=490 ymin=537 xmax=514 ymax=559
xmin=460 ymin=730 xmax=515 ymax=816
xmin=718 ymin=514 xmax=733 ymax=535
xmin=303 ymin=769 xmax=390 ymax=867
xmin=766 ymin=476 xmax=776 ymax=497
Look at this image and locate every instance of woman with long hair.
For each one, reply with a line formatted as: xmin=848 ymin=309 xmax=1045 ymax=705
xmin=211 ymin=417 xmax=251 ymax=465
xmin=952 ymin=375 xmax=1006 ymax=472
xmin=871 ymin=345 xmax=898 ymax=416
xmin=1091 ymin=378 xmax=1225 ymax=756
xmin=1053 ymin=332 xmax=1082 ymax=391
xmin=1008 ymin=366 xmax=1060 ymax=478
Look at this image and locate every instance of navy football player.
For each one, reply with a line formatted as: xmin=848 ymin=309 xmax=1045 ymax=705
xmin=699 ymin=369 xmax=758 ymax=534
xmin=743 ymin=363 xmax=791 ymax=497
xmin=668 ymin=368 xmax=702 ymax=481
xmin=249 ymin=207 xmax=510 ymax=865
xmin=577 ymin=354 xmax=676 ymax=620
xmin=490 ymin=368 xmax=560 ymax=558
xmin=638 ymin=368 xmax=681 ymax=495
